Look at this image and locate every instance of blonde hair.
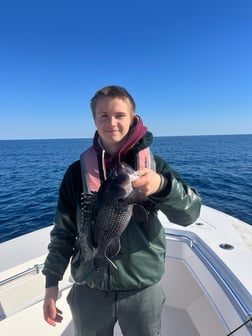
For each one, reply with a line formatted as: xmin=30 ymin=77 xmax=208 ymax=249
xmin=90 ymin=85 xmax=136 ymax=118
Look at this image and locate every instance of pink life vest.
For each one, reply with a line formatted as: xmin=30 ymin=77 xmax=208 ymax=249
xmin=80 ymin=146 xmax=156 ymax=194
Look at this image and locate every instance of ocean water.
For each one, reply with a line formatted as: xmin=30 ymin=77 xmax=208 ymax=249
xmin=0 ymin=135 xmax=251 ymax=243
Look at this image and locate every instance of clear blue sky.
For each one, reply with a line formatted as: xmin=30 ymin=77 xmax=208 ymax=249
xmin=0 ymin=0 xmax=251 ymax=139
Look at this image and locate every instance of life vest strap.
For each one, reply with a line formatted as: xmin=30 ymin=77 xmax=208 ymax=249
xmin=80 ymin=146 xmax=156 ymax=193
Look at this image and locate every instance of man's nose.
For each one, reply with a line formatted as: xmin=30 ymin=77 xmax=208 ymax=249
xmin=107 ymin=116 xmax=116 ymax=125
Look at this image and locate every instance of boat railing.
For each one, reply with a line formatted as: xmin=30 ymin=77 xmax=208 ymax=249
xmin=0 ymin=263 xmax=44 ymax=286
xmin=165 ymin=231 xmax=252 ymax=327
xmin=0 ymin=262 xmax=72 ymax=321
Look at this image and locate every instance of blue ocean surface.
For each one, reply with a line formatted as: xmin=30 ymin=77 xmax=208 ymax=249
xmin=0 ymin=135 xmax=251 ymax=243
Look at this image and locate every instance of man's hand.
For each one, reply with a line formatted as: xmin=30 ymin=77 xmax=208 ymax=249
xmin=43 ymin=287 xmax=63 ymax=327
xmin=132 ymin=169 xmax=162 ymax=196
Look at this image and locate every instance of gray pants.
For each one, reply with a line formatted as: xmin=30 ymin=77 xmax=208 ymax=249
xmin=67 ymin=282 xmax=166 ymax=336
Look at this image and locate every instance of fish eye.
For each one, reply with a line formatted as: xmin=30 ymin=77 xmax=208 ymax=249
xmin=110 ymin=169 xmax=118 ymax=179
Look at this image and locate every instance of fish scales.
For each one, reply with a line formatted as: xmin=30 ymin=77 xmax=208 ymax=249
xmin=93 ymin=197 xmax=131 ymax=243
xmin=79 ymin=162 xmax=147 ymax=271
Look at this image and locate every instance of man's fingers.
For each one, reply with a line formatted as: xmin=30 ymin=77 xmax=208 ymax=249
xmin=46 ymin=316 xmax=56 ymax=327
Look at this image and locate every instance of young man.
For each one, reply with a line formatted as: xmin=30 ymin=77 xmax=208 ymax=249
xmin=43 ymin=85 xmax=201 ymax=336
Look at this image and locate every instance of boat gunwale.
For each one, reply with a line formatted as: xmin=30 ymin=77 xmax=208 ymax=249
xmin=165 ymin=229 xmax=252 ymax=324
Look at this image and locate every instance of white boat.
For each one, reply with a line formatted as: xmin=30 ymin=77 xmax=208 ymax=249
xmin=0 ymin=205 xmax=252 ymax=335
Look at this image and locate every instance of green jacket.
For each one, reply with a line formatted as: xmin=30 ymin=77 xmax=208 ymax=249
xmin=43 ymin=133 xmax=201 ymax=291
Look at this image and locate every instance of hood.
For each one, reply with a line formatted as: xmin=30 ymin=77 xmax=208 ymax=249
xmin=93 ymin=115 xmax=153 ymax=171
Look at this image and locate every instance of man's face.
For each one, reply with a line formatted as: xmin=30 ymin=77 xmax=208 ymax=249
xmin=94 ymin=97 xmax=134 ymax=154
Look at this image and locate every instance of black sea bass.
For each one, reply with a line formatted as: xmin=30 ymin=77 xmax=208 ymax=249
xmin=79 ymin=162 xmax=146 ymax=271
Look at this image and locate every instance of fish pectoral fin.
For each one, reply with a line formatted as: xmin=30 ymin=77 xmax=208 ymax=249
xmin=126 ymin=190 xmax=147 ymax=204
xmin=133 ymin=204 xmax=148 ymax=224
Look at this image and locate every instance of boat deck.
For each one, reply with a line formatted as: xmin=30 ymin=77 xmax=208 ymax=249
xmin=0 ymin=285 xmax=200 ymax=336
xmin=1 ymin=205 xmax=252 ymax=335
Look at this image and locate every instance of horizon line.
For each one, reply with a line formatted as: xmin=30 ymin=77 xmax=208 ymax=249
xmin=1 ymin=133 xmax=251 ymax=141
